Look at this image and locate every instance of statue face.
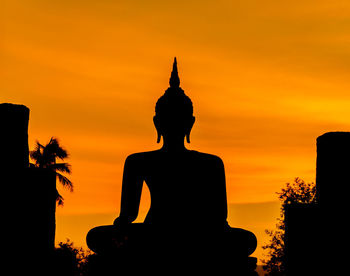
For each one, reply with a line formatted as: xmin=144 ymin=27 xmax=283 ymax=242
xmin=153 ymin=115 xmax=195 ymax=142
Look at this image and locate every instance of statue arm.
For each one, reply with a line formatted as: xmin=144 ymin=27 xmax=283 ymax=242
xmin=209 ymin=157 xmax=228 ymax=226
xmin=114 ymin=155 xmax=143 ymax=226
xmin=218 ymin=158 xmax=228 ymax=224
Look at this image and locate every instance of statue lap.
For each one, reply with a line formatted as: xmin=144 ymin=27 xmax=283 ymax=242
xmin=86 ymin=223 xmax=257 ymax=257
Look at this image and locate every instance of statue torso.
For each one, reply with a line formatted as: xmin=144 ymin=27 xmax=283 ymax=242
xmin=126 ymin=149 xmax=227 ymax=228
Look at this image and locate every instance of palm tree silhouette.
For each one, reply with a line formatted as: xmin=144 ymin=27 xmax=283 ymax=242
xmin=30 ymin=137 xmax=73 ymax=206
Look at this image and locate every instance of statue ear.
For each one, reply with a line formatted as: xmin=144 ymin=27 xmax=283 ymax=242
xmin=186 ymin=134 xmax=191 ymax=143
xmin=185 ymin=116 xmax=195 ymax=143
xmin=153 ymin=116 xmax=162 ymax=143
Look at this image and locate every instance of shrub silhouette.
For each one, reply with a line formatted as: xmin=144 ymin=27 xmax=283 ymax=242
xmin=262 ymin=177 xmax=316 ymax=275
xmin=53 ymin=239 xmax=92 ymax=276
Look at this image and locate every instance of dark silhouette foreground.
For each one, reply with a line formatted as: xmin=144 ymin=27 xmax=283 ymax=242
xmin=86 ymin=58 xmax=257 ymax=274
xmin=284 ymin=132 xmax=350 ymax=275
xmin=1 ymin=103 xmax=57 ymax=276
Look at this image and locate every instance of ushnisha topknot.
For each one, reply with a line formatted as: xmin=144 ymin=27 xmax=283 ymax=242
xmin=155 ymin=57 xmax=193 ymax=118
xmin=169 ymin=57 xmax=180 ymax=88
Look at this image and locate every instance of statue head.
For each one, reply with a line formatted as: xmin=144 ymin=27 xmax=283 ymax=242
xmin=154 ymin=58 xmax=195 ymax=144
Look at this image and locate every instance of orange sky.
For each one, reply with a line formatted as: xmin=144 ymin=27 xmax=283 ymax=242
xmin=2 ymin=0 xmax=350 ymax=264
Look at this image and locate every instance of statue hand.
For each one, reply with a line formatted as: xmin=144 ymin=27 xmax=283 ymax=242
xmin=113 ymin=217 xmax=129 ymax=228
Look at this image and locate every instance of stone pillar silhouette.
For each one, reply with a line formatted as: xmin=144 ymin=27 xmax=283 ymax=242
xmin=25 ymin=168 xmax=57 ymax=253
xmin=0 ymin=103 xmax=29 ymax=169
xmin=315 ymin=132 xmax=349 ymax=273
xmin=284 ymin=203 xmax=321 ymax=275
xmin=285 ymin=132 xmax=350 ymax=275
xmin=1 ymin=103 xmax=56 ymax=275
xmin=316 ymin=132 xmax=350 ymax=212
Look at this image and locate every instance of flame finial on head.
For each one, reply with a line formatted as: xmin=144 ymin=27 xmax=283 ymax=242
xmin=169 ymin=57 xmax=180 ymax=88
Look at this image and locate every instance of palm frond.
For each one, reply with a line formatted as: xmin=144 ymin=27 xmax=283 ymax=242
xmin=30 ymin=149 xmax=41 ymax=164
xmin=55 ymin=147 xmax=69 ymax=160
xmin=56 ymin=190 xmax=64 ymax=206
xmin=46 ymin=137 xmax=68 ymax=160
xmin=56 ymin=172 xmax=73 ymax=192
xmin=51 ymin=163 xmax=72 ymax=174
xmin=30 ymin=141 xmax=45 ymax=166
xmin=30 ymin=138 xmax=73 ymax=200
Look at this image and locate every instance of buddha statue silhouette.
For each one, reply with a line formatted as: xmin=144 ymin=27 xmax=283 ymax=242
xmin=86 ymin=58 xmax=257 ymax=270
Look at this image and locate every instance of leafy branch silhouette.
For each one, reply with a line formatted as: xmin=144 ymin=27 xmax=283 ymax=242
xmin=262 ymin=177 xmax=316 ymax=275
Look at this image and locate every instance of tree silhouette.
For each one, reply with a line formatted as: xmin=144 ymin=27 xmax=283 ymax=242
xmin=53 ymin=239 xmax=92 ymax=276
xmin=30 ymin=137 xmax=73 ymax=206
xmin=262 ymin=177 xmax=316 ymax=275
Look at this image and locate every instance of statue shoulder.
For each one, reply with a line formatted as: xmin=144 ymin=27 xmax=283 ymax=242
xmin=190 ymin=150 xmax=224 ymax=167
xmin=125 ymin=150 xmax=160 ymax=164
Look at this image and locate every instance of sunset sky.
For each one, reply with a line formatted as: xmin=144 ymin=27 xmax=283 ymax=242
xmin=2 ymin=0 xmax=350 ymax=263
